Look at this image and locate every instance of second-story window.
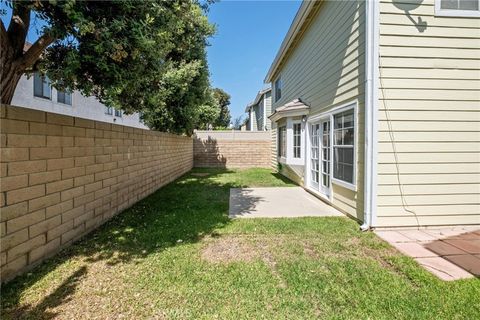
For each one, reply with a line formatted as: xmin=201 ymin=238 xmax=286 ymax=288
xmin=57 ymin=90 xmax=72 ymax=105
xmin=436 ymin=0 xmax=480 ymax=16
xmin=105 ymin=106 xmax=113 ymax=115
xmin=33 ymin=72 xmax=51 ymax=99
xmin=274 ymin=77 xmax=282 ymax=102
xmin=114 ymin=109 xmax=122 ymax=117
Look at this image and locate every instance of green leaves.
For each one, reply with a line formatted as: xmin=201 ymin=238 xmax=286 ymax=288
xmin=25 ymin=0 xmax=215 ymax=134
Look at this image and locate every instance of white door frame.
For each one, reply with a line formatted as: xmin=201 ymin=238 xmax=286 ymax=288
xmin=305 ymin=116 xmax=332 ymax=201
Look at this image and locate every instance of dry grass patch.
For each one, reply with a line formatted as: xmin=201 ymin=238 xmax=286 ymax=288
xmin=201 ymin=235 xmax=259 ymax=264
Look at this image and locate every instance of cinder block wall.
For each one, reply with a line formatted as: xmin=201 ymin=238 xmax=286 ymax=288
xmin=0 ymin=105 xmax=193 ymax=282
xmin=193 ymin=131 xmax=271 ymax=168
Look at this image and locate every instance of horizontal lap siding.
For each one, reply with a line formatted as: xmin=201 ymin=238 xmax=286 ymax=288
xmin=265 ymin=93 xmax=272 ymax=130
xmin=255 ymin=104 xmax=264 ymax=131
xmin=271 ymin=122 xmax=278 ymax=169
xmin=376 ymin=0 xmax=480 ymax=227
xmin=250 ymin=108 xmax=257 ymax=131
xmin=0 ymin=105 xmax=193 ymax=281
xmin=272 ymin=0 xmax=366 ymax=221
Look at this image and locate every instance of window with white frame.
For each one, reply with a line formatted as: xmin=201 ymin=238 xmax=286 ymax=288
xmin=105 ymin=106 xmax=113 ymax=115
xmin=278 ymin=126 xmax=286 ymax=157
xmin=33 ymin=72 xmax=51 ymax=99
xmin=333 ymin=109 xmax=354 ymax=185
xmin=435 ymin=0 xmax=480 ymax=16
xmin=274 ymin=77 xmax=282 ymax=102
xmin=57 ymin=89 xmax=72 ymax=105
xmin=293 ymin=123 xmax=301 ymax=158
xmin=114 ymin=109 xmax=122 ymax=117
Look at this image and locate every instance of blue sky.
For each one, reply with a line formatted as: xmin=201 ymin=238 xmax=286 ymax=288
xmin=207 ymin=0 xmax=301 ymax=123
xmin=1 ymin=1 xmax=301 ymax=123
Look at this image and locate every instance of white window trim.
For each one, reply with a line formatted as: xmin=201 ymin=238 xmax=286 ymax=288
xmin=434 ymin=0 xmax=480 ymax=17
xmin=57 ymin=90 xmax=73 ymax=106
xmin=274 ymin=76 xmax=282 ymax=103
xmin=330 ymin=102 xmax=358 ymax=191
xmin=285 ymin=118 xmax=304 ymax=165
xmin=306 ymin=100 xmax=358 ymax=194
xmin=331 ymin=105 xmax=357 ymax=191
xmin=305 ymin=115 xmax=333 ymax=201
xmin=278 ymin=125 xmax=287 ymax=160
xmin=33 ymin=73 xmax=52 ymax=100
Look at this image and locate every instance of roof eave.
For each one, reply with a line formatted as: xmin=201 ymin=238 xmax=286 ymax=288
xmin=264 ymin=1 xmax=317 ymax=83
xmin=268 ymin=109 xmax=309 ymax=123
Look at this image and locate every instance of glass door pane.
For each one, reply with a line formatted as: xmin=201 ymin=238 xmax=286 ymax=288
xmin=320 ymin=120 xmax=331 ymax=195
xmin=310 ymin=123 xmax=320 ymax=189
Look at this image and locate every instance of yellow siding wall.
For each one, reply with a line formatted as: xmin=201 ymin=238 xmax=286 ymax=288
xmin=272 ymin=0 xmax=366 ymax=221
xmin=376 ymin=0 xmax=480 ymax=227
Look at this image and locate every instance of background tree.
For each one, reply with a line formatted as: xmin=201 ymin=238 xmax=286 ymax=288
xmin=1 ymin=0 xmax=214 ymax=135
xmin=233 ymin=115 xmax=245 ymax=130
xmin=212 ymin=88 xmax=231 ymax=128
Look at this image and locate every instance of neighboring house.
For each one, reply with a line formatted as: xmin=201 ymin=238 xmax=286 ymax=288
xmin=245 ymin=87 xmax=272 ymax=131
xmin=11 ymin=73 xmax=148 ymax=129
xmin=266 ymin=0 xmax=480 ymax=229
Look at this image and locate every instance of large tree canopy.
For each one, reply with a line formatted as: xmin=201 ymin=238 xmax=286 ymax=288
xmin=1 ymin=0 xmax=215 ymax=134
xmin=143 ymin=86 xmax=232 ymax=132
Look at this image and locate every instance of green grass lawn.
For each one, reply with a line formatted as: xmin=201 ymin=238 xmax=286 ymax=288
xmin=1 ymin=168 xmax=479 ymax=319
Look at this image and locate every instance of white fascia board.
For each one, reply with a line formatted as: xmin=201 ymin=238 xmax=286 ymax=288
xmin=362 ymin=0 xmax=379 ymax=231
xmin=269 ymin=109 xmax=309 ymax=123
xmin=264 ymin=1 xmax=317 ymax=83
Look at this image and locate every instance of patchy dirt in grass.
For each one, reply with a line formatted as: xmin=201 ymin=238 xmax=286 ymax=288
xmin=201 ymin=235 xmax=289 ymax=288
xmin=303 ymin=243 xmax=319 ymax=259
xmin=201 ymin=235 xmax=260 ymax=264
xmin=191 ymin=172 xmax=210 ymax=177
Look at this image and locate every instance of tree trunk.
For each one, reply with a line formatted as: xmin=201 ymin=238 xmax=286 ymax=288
xmin=1 ymin=3 xmax=53 ymax=104
xmin=1 ymin=62 xmax=23 ymax=105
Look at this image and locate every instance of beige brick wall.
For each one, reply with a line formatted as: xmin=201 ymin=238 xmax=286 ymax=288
xmin=193 ymin=131 xmax=271 ymax=168
xmin=0 ymin=105 xmax=193 ymax=282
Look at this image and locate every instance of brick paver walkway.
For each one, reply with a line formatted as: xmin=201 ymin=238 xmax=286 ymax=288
xmin=375 ymin=227 xmax=480 ymax=281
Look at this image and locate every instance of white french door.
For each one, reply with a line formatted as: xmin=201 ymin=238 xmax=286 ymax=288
xmin=310 ymin=123 xmax=320 ymax=190
xmin=320 ymin=120 xmax=331 ymax=196
xmin=309 ymin=119 xmax=331 ymax=197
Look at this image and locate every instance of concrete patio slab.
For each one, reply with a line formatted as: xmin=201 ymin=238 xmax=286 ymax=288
xmin=229 ymin=187 xmax=343 ymax=218
xmin=375 ymin=227 xmax=480 ymax=281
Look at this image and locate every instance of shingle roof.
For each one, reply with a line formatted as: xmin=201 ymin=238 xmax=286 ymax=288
xmin=274 ymin=98 xmax=309 ymax=113
xmin=268 ymin=98 xmax=309 ymax=121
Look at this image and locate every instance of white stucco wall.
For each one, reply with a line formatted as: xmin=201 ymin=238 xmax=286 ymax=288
xmin=11 ymin=75 xmax=148 ymax=129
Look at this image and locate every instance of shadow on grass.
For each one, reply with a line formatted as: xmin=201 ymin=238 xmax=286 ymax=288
xmin=270 ymin=172 xmax=298 ymax=186
xmin=6 ymin=266 xmax=87 ymax=320
xmin=1 ymin=168 xmax=249 ymax=319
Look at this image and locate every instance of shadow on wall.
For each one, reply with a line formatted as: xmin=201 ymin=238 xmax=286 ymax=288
xmin=392 ymin=0 xmax=427 ymax=32
xmin=193 ymin=136 xmax=227 ymax=168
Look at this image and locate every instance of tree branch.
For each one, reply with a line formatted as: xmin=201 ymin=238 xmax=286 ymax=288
xmin=6 ymin=0 xmax=31 ymax=58
xmin=19 ymin=32 xmax=55 ymax=70
xmin=1 ymin=19 xmax=8 ymax=55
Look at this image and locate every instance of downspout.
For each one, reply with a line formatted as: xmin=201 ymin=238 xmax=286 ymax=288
xmin=361 ymin=0 xmax=379 ymax=231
